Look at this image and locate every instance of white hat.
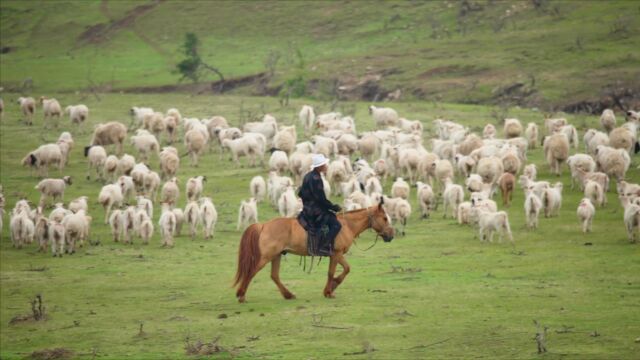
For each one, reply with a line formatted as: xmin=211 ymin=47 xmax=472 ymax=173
xmin=310 ymin=154 xmax=329 ymax=169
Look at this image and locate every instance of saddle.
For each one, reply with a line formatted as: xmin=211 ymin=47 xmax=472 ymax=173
xmin=305 ymin=225 xmax=334 ymax=257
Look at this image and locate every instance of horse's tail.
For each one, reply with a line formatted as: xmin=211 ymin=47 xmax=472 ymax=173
xmin=233 ymin=223 xmax=262 ymax=288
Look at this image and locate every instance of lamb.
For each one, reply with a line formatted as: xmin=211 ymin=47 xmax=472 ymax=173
xmin=142 ymin=112 xmax=166 ymax=140
xmin=501 ymin=150 xmax=521 ymax=175
xmin=299 ymin=105 xmax=316 ymax=135
xmin=108 ymin=210 xmax=123 ymax=242
xmin=544 ymin=117 xmax=567 ymax=135
xmin=295 ymin=141 xmax=314 ymax=154
xmin=62 ymin=209 xmax=91 ymax=253
xmin=273 ymin=126 xmax=297 ymax=154
xmin=391 ymin=198 xmax=411 ymax=236
xmin=442 ymin=178 xmax=464 ymax=219
xmin=457 ymin=202 xmax=472 ymax=225
xmin=120 ymin=206 xmax=136 ymax=244
xmin=233 ymin=199 xmax=258 ymax=234
xmin=617 ymin=180 xmax=640 ymax=198
xmin=584 ymin=180 xmax=606 ymax=207
xmin=65 ymin=104 xmax=89 ymax=125
xmin=10 ymin=209 xmax=34 ymax=248
xmin=200 ymin=197 xmax=217 ymax=239
xmin=186 ymin=176 xmax=206 ymax=201
xmin=391 ymin=177 xmax=410 ymax=200
xmin=476 ymin=156 xmax=504 ymax=186
xmin=184 ymin=128 xmax=208 ymax=166
xmin=222 ymin=136 xmax=263 ymax=167
xmin=118 ymin=154 xmax=136 ymax=176
xmin=139 ymin=216 xmax=154 ymax=245
xmin=619 ymin=195 xmax=640 ymax=242
xmin=48 ymin=220 xmax=66 ymax=257
xmin=503 ymin=118 xmax=523 ymax=138
xmin=159 ymin=146 xmax=180 ymax=179
xmin=69 ymin=196 xmax=88 ymax=214
xmin=39 ymin=97 xmax=62 ymax=127
xmin=214 ymin=127 xmax=242 ymax=155
xmin=250 ymin=176 xmax=267 ymax=202
xmin=567 ymin=154 xmax=596 ymax=189
xmin=205 ymin=116 xmax=228 ymax=143
xmin=542 ymin=182 xmax=563 ymax=218
xmin=457 ymin=134 xmax=484 ymax=156
xmin=524 ymin=122 xmax=539 ymax=149
xmin=575 ymin=198 xmax=596 ymax=233
xmin=369 ymin=105 xmax=399 ymax=127
xmin=600 ymin=109 xmax=616 ymax=133
xmin=477 ymin=210 xmax=513 ymax=243
xmin=35 ymin=176 xmax=72 ymax=207
xmin=269 ymin=150 xmax=289 ymax=174
xmin=289 ymin=152 xmax=313 ymax=184
xmin=583 ymin=129 xmax=609 ymax=155
xmin=483 ymin=124 xmax=497 ymax=139
xmin=416 ymin=181 xmax=435 ymax=219
xmin=103 ymin=155 xmax=119 ymax=182
xmin=433 ymin=159 xmax=454 ymax=190
xmin=543 ymin=133 xmax=570 ymax=176
xmin=594 ymin=145 xmax=630 ymax=182
xmin=268 ymin=172 xmax=294 ymax=206
xmin=469 ymin=193 xmax=498 ymax=225
xmin=84 ymin=145 xmax=107 ymax=180
xmin=465 ymin=174 xmax=484 ymax=193
xmin=397 ymin=118 xmax=424 ymax=134
xmin=184 ymin=201 xmax=201 ymax=239
xmin=172 ymin=208 xmax=184 ymax=236
xmin=130 ymin=130 xmax=160 ymax=163
xmin=48 ymin=203 xmax=70 ymax=223
xmin=143 ymin=171 xmax=161 ymax=201
xmin=118 ymin=175 xmax=135 ymax=202
xmin=278 ymin=186 xmax=299 ymax=218
xmin=523 ymin=164 xmax=537 ymax=180
xmin=161 ymin=177 xmax=180 ymax=207
xmin=17 ymin=97 xmax=36 ymax=125
xmin=518 ymin=176 xmax=550 ymax=200
xmin=524 ymin=189 xmax=543 ymax=230
xmin=159 ymin=204 xmax=177 ymax=247
xmin=497 ymin=172 xmax=515 ymax=207
xmin=88 ymin=122 xmax=127 ymax=155
xmin=373 ymin=158 xmax=390 ymax=183
xmin=34 ymin=210 xmax=50 ymax=252
xmin=454 ymin=154 xmax=476 ymax=178
xmin=99 ymin=183 xmax=123 ymax=224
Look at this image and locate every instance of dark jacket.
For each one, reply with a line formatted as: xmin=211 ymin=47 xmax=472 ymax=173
xmin=297 ymin=170 xmax=341 ymax=233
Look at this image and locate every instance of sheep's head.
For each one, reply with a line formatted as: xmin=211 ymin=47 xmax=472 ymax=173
xmin=63 ymin=176 xmax=72 ymax=185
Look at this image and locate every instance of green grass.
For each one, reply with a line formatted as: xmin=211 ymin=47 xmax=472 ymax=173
xmin=1 ymin=1 xmax=639 ymax=105
xmin=0 ymin=93 xmax=639 ymax=358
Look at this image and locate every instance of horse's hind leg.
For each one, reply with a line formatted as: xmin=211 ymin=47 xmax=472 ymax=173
xmin=237 ymin=259 xmax=268 ymax=303
xmin=323 ymin=256 xmax=339 ymax=298
xmin=271 ymin=255 xmax=295 ymax=300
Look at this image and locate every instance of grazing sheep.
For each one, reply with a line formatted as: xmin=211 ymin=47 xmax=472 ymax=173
xmin=17 ymin=97 xmax=36 ymax=125
xmin=49 ymin=220 xmax=66 ymax=257
xmin=130 ymin=130 xmax=160 ymax=163
xmin=583 ymin=129 xmax=610 ymax=155
xmin=250 ymin=176 xmax=267 ymax=202
xmin=600 ymin=109 xmax=616 ymax=133
xmin=443 ymin=178 xmax=464 ymax=219
xmin=567 ymin=154 xmax=596 ymax=190
xmin=609 ymin=125 xmax=636 ymax=154
xmin=39 ymin=97 xmax=62 ymax=127
xmin=186 ymin=176 xmax=206 ymax=201
xmin=161 ymin=177 xmax=180 ymax=207
xmin=524 ymin=189 xmax=543 ymax=230
xmin=477 ymin=210 xmax=513 ymax=243
xmin=273 ymin=126 xmax=297 ymax=155
xmin=584 ymin=180 xmax=606 ymax=207
xmin=222 ymin=136 xmax=263 ymax=167
xmin=576 ymin=198 xmax=595 ymax=233
xmin=237 ymin=198 xmax=259 ymax=231
xmin=476 ymin=156 xmax=504 ymax=186
xmin=503 ymin=118 xmax=523 ymax=138
xmin=369 ymin=105 xmax=398 ymax=127
xmin=35 ymin=176 xmax=72 ymax=207
xmin=391 ymin=177 xmax=410 ymax=200
xmin=542 ymin=182 xmax=563 ymax=218
xmin=278 ymin=186 xmax=299 ymax=218
xmin=543 ymin=133 xmax=570 ymax=176
xmin=84 ymin=145 xmax=107 ymax=180
xmin=200 ymin=197 xmax=217 ymax=239
xmin=69 ymin=196 xmax=88 ymax=214
xmin=99 ymin=183 xmax=123 ymax=224
xmin=22 ymin=143 xmax=63 ymax=177
xmin=88 ymin=122 xmax=127 ymax=155
xmin=244 ymin=121 xmax=278 ymax=145
xmin=524 ymin=122 xmax=539 ymax=149
xmin=184 ymin=128 xmax=208 ymax=166
xmin=299 ymin=105 xmax=316 ymax=135
xmin=619 ymin=195 xmax=640 ymax=242
xmin=184 ymin=201 xmax=201 ymax=240
xmin=159 ymin=204 xmax=177 ymax=247
xmin=65 ymin=104 xmax=89 ymax=125
xmin=269 ymin=150 xmax=289 ymax=174
xmin=594 ymin=145 xmax=630 ymax=182
xmin=416 ymin=181 xmax=435 ymax=219
xmin=497 ymin=172 xmax=515 ymax=207
xmin=523 ymin=164 xmax=537 ymax=180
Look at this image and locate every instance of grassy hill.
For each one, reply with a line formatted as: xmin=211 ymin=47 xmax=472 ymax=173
xmin=1 ymin=0 xmax=639 ymax=108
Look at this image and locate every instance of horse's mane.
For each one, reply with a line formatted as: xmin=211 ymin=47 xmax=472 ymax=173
xmin=337 ymin=207 xmax=374 ymax=217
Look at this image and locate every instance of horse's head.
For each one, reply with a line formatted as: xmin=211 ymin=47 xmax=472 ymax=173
xmin=369 ymin=198 xmax=395 ymax=242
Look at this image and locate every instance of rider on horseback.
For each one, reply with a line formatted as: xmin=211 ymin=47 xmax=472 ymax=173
xmin=297 ymin=154 xmax=342 ymax=256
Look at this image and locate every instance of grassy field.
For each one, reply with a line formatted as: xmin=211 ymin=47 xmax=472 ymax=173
xmin=1 ymin=0 xmax=639 ymax=105
xmin=0 ymin=93 xmax=639 ymax=358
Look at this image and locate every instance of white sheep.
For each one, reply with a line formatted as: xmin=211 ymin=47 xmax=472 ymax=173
xmin=369 ymin=105 xmax=398 ymax=127
xmin=237 ymin=198 xmax=259 ymax=230
xmin=477 ymin=210 xmax=513 ymax=243
xmin=567 ymin=154 xmax=596 ymax=190
xmin=139 ymin=216 xmax=154 ymax=245
xmin=391 ymin=177 xmax=410 ymax=200
xmin=577 ymin=198 xmax=595 ymax=233
xmin=39 ymin=97 xmax=62 ymax=127
xmin=619 ymin=195 xmax=640 ymax=242
xmin=159 ymin=204 xmax=177 ymax=247
xmin=273 ymin=126 xmax=297 ymax=155
xmin=184 ymin=201 xmax=201 ymax=240
xmin=364 ymin=176 xmax=383 ymax=196
xmin=161 ymin=177 xmax=180 ymax=207
xmin=313 ymin=136 xmax=338 ymax=158
xmin=35 ymin=176 xmax=72 ymax=207
xmin=583 ymin=129 xmax=610 ymax=155
xmin=49 ymin=220 xmax=66 ymax=257
xmin=476 ymin=156 xmax=504 ymax=186
xmin=62 ymin=209 xmax=91 ymax=253
xmin=143 ymin=171 xmax=161 ymax=201
xmin=327 ymin=159 xmax=350 ymax=196
xmin=358 ymin=134 xmax=380 ymax=160
xmin=130 ymin=106 xmax=154 ymax=128
xmin=543 ymin=133 xmax=570 ymax=176
xmin=544 ymin=117 xmax=567 ymax=135
xmin=278 ymin=186 xmax=299 ymax=218
xmin=524 ymin=122 xmax=539 ymax=149
xmin=99 ymin=183 xmax=123 ymax=224
xmin=503 ymin=118 xmax=522 ymax=138
xmin=524 ymin=188 xmax=542 ymax=230
xmin=443 ymin=178 xmax=464 ymax=219
xmin=523 ymin=164 xmax=537 ymax=181
xmin=159 ymin=146 xmax=180 ymax=180
xmin=185 ymin=176 xmax=205 ymax=201
xmin=299 ymin=105 xmax=316 ymax=135
xmin=600 ymin=109 xmax=616 ymax=133
xmin=268 ymin=172 xmax=294 ymax=207
xmin=118 ymin=154 xmax=136 ymax=176
xmin=222 ymin=136 xmax=263 ymax=167
xmin=336 ymin=133 xmax=359 ymax=156
xmin=184 ymin=128 xmax=208 ymax=166
xmin=397 ymin=118 xmax=424 ymax=134
xmin=269 ymin=150 xmax=289 ymax=174
xmin=88 ymin=122 xmax=127 ymax=155
xmin=103 ymin=155 xmax=119 ymax=183
xmin=609 ymin=125 xmax=636 ymax=154
xmin=65 ymin=104 xmax=89 ymax=125
xmin=595 ymin=145 xmax=630 ymax=182
xmin=200 ymin=197 xmax=217 ymax=240
xmin=118 ymin=175 xmax=135 ymax=202
xmin=340 ymin=176 xmax=360 ymax=198
xmin=243 ymin=121 xmax=278 ymax=145
xmin=10 ymin=209 xmax=34 ymax=249
xmin=250 ymin=176 xmax=267 ymax=202
xmin=542 ymin=182 xmax=563 ymax=218
xmin=17 ymin=97 xmax=36 ymax=124
xmin=130 ymin=131 xmax=160 ymax=163
xmin=172 ymin=208 xmax=184 ymax=236
xmin=416 ymin=181 xmax=435 ymax=219
xmin=289 ymin=152 xmax=313 ymax=184
xmin=483 ymin=124 xmax=497 ymax=139
xmin=69 ymin=196 xmax=88 ymax=214
xmin=48 ymin=203 xmax=69 ymax=223
xmin=22 ymin=143 xmax=63 ymax=177
xmin=109 ymin=209 xmax=123 ymax=242
xmin=617 ymin=180 xmax=640 ymax=198
xmin=584 ymin=180 xmax=606 ymax=207
xmin=85 ymin=145 xmax=107 ymax=180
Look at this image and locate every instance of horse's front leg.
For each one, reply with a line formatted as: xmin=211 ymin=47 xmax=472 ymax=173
xmin=331 ymin=253 xmax=351 ymax=292
xmin=323 ymin=255 xmax=338 ymax=298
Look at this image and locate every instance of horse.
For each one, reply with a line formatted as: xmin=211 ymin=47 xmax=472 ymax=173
xmin=233 ymin=199 xmax=395 ymax=302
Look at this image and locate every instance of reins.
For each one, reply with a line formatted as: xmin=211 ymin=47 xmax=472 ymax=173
xmin=351 ymin=209 xmax=381 ymax=252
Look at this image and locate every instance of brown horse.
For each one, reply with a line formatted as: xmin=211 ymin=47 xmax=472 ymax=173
xmin=233 ymin=200 xmax=395 ymax=302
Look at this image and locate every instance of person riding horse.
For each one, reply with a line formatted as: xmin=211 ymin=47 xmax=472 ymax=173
xmin=297 ymin=154 xmax=342 ymax=256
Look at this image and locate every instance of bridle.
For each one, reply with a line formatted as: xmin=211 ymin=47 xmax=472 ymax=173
xmin=353 ymin=208 xmax=385 ymax=251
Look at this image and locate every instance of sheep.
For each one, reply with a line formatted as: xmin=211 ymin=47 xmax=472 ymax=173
xmin=222 ymin=136 xmax=263 ymax=167
xmin=619 ymin=195 xmax=640 ymax=242
xmin=442 ymin=178 xmax=464 ymax=219
xmin=273 ymin=126 xmax=297 ymax=155
xmin=433 ymin=159 xmax=454 ymax=190
xmin=34 ymin=209 xmax=50 ymax=252
xmin=69 ymin=196 xmax=88 ymax=214
xmin=373 ymin=158 xmax=390 ymax=184
xmin=396 ymin=147 xmax=420 ymax=185
xmin=289 ymin=152 xmax=313 ymax=184
xmin=139 ymin=216 xmax=154 ymax=245
xmin=161 ymin=177 xmax=180 ymax=207
xmin=617 ymin=180 xmax=640 ymax=198
xmin=503 ymin=118 xmax=523 ymax=138
xmin=476 ymin=156 xmax=504 ymax=186
xmin=204 ymin=116 xmax=228 ymax=143
xmin=456 ymin=202 xmax=472 ymax=225
xmin=159 ymin=147 xmax=180 ymax=180
xmin=457 ymin=134 xmax=483 ymax=156
xmin=477 ymin=210 xmax=513 ymax=243
xmin=543 ymin=133 xmax=570 ymax=176
xmin=497 ymin=172 xmax=515 ymax=207
xmin=65 ymin=104 xmax=89 ymax=125
xmin=88 ymin=122 xmax=127 ymax=155
xmin=594 ymin=145 xmax=630 ymax=182
xmin=99 ymin=183 xmax=123 ymax=224
xmin=214 ymin=127 xmax=242 ymax=155
xmin=232 ymin=200 xmax=257 ymax=234
xmin=130 ymin=106 xmax=154 ymax=128
xmin=269 ymin=150 xmax=289 ymax=174
xmin=600 ymin=109 xmax=616 ymax=133
xmin=363 ymin=176 xmax=382 ymax=196
xmin=200 ymin=197 xmax=217 ymax=239
xmin=391 ymin=177 xmax=410 ymax=200
xmin=340 ymin=176 xmax=361 ymax=199
xmin=118 ymin=154 xmax=136 ymax=176
xmin=524 ymin=189 xmax=543 ymax=230
xmin=84 ymin=145 xmax=106 ymax=180
xmin=627 ymin=110 xmax=640 ymax=121
xmin=574 ymin=198 xmax=596 ymax=233
xmin=278 ymin=186 xmax=299 ymax=218
xmin=108 ymin=209 xmax=123 ymax=242
xmin=519 ymin=176 xmax=550 ymax=200
xmin=501 ymin=150 xmax=521 ymax=176
xmin=10 ymin=209 xmax=35 ymax=248
xmin=130 ymin=131 xmax=160 ymax=163
xmin=143 ymin=171 xmax=161 ymax=201
xmin=100 ymin=155 xmax=119 ymax=183
xmin=118 ymin=175 xmax=135 ymax=202
xmin=184 ymin=201 xmax=201 ymax=240
xmin=58 ymin=132 xmax=75 ymax=151
xmin=542 ymin=182 xmax=563 ymax=218
xmin=119 ymin=206 xmax=137 ymax=244
xmin=454 ymin=154 xmax=476 ymax=178
xmin=62 ymin=209 xmax=91 ymax=253
xmin=243 ymin=121 xmax=278 ymax=145
xmin=48 ymin=203 xmax=69 ymax=223
xmin=583 ymin=129 xmax=610 ymax=155
xmin=369 ymin=105 xmax=399 ymax=128
xmin=544 ymin=117 xmax=567 ymax=135
xmin=345 ymin=191 xmax=371 ymax=210
xmin=184 ymin=128 xmax=207 ymax=166
xmin=483 ymin=124 xmax=497 ymax=139
xmin=250 ymin=176 xmax=267 ymax=203
xmin=416 ymin=181 xmax=435 ymax=219
xmin=465 ymin=174 xmax=484 ymax=193
xmin=22 ymin=143 xmax=63 ymax=177
xmin=39 ymin=97 xmax=62 ymax=127
xmin=609 ymin=126 xmax=636 ymax=154
xmin=355 ymin=134 xmax=379 ymax=161
xmin=299 ymin=105 xmax=316 ymax=135
xmin=525 ymin=122 xmax=539 ymax=149
xmin=141 ymin=112 xmax=166 ymax=139
xmin=397 ymin=118 xmax=424 ymax=134
xmin=17 ymin=97 xmax=36 ymax=125
xmin=48 ymin=220 xmax=66 ymax=257
xmin=186 ymin=176 xmax=206 ymax=201
xmin=35 ymin=176 xmax=72 ymax=207
xmin=567 ymin=154 xmax=596 ymax=190
xmin=134 ymin=196 xmax=152 ymax=220
xmin=56 ymin=139 xmax=71 ymax=169
xmin=336 ymin=133 xmax=359 ymax=156
xmin=584 ymin=180 xmax=606 ymax=207
xmin=391 ymin=198 xmax=411 ymax=236
xmin=171 ymin=208 xmax=184 ymax=236
xmin=159 ymin=204 xmax=177 ymax=247
xmin=523 ymin=164 xmax=537 ymax=180
xmin=327 ymin=159 xmax=350 ymax=196
xmin=313 ymin=136 xmax=338 ymax=158
xmin=268 ymin=172 xmax=294 ymax=207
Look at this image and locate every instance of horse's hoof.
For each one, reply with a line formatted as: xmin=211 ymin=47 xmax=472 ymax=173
xmin=237 ymin=296 xmax=246 ymax=303
xmin=284 ymin=293 xmax=296 ymax=300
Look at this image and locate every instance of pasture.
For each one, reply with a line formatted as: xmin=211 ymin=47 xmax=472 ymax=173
xmin=0 ymin=93 xmax=638 ymax=359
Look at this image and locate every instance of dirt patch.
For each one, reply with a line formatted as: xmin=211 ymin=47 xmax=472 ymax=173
xmin=562 ymin=84 xmax=640 ymax=114
xmin=28 ymin=348 xmax=73 ymax=360
xmin=78 ymin=0 xmax=163 ymax=45
xmin=184 ymin=336 xmax=226 ymax=356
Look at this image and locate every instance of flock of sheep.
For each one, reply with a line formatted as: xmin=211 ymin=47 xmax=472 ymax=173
xmin=1 ymin=95 xmax=640 ymax=258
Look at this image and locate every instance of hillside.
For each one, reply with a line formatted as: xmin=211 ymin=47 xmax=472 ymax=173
xmin=1 ymin=0 xmax=639 ymax=110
